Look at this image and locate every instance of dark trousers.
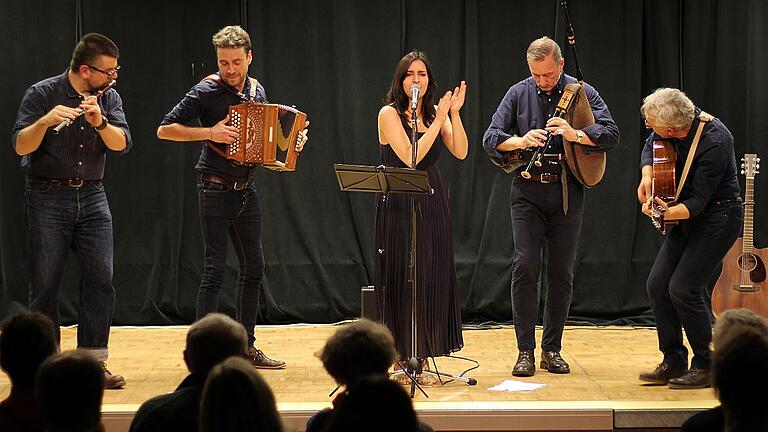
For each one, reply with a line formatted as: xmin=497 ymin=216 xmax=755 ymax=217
xmin=25 ymin=179 xmax=115 ymax=360
xmin=509 ymin=176 xmax=584 ymax=352
xmin=196 ymin=180 xmax=264 ymax=347
xmin=647 ymin=203 xmax=743 ymax=370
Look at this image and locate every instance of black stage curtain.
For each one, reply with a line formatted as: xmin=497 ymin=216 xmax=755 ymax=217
xmin=1 ymin=0 xmax=766 ymax=326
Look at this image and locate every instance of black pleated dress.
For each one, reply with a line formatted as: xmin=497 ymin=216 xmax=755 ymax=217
xmin=373 ymin=126 xmax=464 ymax=360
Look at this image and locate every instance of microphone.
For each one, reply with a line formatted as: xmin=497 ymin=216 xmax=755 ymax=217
xmin=410 ymin=84 xmax=420 ymax=111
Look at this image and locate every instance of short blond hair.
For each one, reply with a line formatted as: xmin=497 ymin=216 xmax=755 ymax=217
xmin=641 ymin=88 xmax=696 ymax=130
xmin=212 ymin=25 xmax=251 ymax=52
xmin=526 ymin=36 xmax=562 ymax=63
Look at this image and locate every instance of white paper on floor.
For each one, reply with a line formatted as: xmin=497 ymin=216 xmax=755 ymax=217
xmin=488 ymin=380 xmax=546 ymax=392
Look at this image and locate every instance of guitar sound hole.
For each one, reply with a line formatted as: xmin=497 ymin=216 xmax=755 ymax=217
xmin=738 ymin=254 xmax=758 ymax=272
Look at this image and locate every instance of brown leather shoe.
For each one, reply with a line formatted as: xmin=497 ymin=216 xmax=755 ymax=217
xmin=540 ymin=351 xmax=570 ymax=374
xmin=247 ymin=347 xmax=286 ymax=369
xmin=668 ymin=368 xmax=710 ymax=389
xmin=638 ymin=362 xmax=687 ymax=385
xmin=99 ymin=361 xmax=126 ymax=389
xmin=512 ymin=350 xmax=535 ymax=377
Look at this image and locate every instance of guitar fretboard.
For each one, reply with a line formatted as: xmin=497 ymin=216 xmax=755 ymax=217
xmin=743 ymin=177 xmax=754 ymax=255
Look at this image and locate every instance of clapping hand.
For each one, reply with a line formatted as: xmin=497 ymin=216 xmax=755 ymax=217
xmin=436 ymin=91 xmax=453 ymax=122
xmin=450 ymin=81 xmax=467 ymax=113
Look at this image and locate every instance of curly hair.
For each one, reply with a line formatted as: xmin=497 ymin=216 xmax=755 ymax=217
xmin=318 ymin=319 xmax=398 ymax=386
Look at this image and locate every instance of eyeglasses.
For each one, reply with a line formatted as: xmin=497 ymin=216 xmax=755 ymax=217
xmin=87 ymin=64 xmax=121 ymax=77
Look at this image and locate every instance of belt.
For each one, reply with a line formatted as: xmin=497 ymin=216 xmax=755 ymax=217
xmin=27 ymin=175 xmax=100 ymax=188
xmin=523 ymin=173 xmax=560 ymax=184
xmin=712 ymin=197 xmax=743 ymax=206
xmin=199 ymin=173 xmax=250 ymax=190
xmin=519 ymin=162 xmax=570 ymax=215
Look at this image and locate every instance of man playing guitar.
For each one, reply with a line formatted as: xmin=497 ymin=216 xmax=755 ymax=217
xmin=637 ymin=88 xmax=743 ymax=389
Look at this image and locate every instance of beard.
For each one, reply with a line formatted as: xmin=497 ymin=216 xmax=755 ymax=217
xmin=87 ymin=79 xmax=113 ymax=95
xmin=223 ymin=72 xmax=245 ymax=89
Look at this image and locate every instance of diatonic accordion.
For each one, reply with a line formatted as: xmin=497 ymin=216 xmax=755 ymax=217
xmin=225 ymin=102 xmax=307 ymax=171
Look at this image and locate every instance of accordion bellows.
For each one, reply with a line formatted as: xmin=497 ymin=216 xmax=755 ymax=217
xmin=226 ymin=102 xmax=307 ymax=171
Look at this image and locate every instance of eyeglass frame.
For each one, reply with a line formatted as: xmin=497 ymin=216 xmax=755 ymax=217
xmin=87 ymin=64 xmax=121 ymax=77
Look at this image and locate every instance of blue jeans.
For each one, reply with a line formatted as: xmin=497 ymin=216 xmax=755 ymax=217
xmin=25 ymin=178 xmax=115 ymax=360
xmin=509 ymin=176 xmax=585 ymax=352
xmin=197 ymin=180 xmax=264 ymax=347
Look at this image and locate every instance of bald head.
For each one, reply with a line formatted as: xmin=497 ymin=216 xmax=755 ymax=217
xmin=184 ymin=313 xmax=248 ymax=374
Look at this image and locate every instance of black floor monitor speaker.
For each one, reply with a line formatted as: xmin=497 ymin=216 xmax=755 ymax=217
xmin=360 ymin=285 xmax=378 ymax=321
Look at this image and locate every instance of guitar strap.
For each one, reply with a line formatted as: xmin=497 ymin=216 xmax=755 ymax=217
xmin=674 ymin=111 xmax=714 ymax=202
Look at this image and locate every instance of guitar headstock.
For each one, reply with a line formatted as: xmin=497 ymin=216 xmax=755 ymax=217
xmin=741 ymin=154 xmax=760 ymax=179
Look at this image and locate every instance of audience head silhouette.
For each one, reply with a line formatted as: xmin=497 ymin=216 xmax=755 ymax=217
xmin=36 ymin=350 xmax=105 ymax=432
xmin=326 ymin=376 xmax=420 ymax=432
xmin=713 ymin=308 xmax=768 ymax=348
xmin=184 ymin=312 xmax=248 ymax=375
xmin=712 ymin=309 xmax=768 ymax=431
xmin=0 ymin=311 xmax=58 ymax=390
xmin=318 ymin=318 xmax=398 ymax=386
xmin=199 ymin=356 xmax=283 ymax=432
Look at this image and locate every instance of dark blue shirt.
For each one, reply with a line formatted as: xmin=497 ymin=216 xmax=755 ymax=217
xmin=160 ymin=75 xmax=267 ymax=182
xmin=482 ymin=74 xmax=619 ymax=174
xmin=12 ymin=71 xmax=132 ymax=181
xmin=640 ymin=108 xmax=741 ymax=218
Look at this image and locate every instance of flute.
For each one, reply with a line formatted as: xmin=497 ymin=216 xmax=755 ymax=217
xmin=53 ymin=80 xmax=117 ymax=134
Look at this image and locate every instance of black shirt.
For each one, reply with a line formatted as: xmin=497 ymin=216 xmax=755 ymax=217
xmin=12 ymin=71 xmax=132 ymax=181
xmin=160 ymin=74 xmax=267 ymax=182
xmin=129 ymin=373 xmax=205 ymax=432
xmin=640 ymin=108 xmax=741 ymax=218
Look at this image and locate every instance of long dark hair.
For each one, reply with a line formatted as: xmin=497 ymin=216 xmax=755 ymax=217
xmin=384 ymin=50 xmax=437 ymax=127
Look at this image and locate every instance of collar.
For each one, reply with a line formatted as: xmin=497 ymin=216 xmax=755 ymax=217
xmin=534 ymin=73 xmax=566 ymax=97
xmin=656 ymin=107 xmax=702 ymax=149
xmin=215 ymin=72 xmax=255 ymax=102
xmin=61 ymin=70 xmax=84 ymax=100
xmin=176 ymin=373 xmax=207 ymax=390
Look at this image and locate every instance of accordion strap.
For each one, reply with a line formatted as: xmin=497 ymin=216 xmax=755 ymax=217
xmin=201 ymin=73 xmax=261 ymax=160
xmin=202 ymin=74 xmax=260 ymax=102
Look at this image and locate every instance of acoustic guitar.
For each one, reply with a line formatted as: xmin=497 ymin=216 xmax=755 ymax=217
xmin=711 ymin=154 xmax=767 ymax=317
xmin=650 ymin=140 xmax=677 ymax=235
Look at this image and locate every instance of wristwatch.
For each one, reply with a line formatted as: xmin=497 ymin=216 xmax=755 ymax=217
xmin=575 ymin=130 xmax=585 ymax=143
xmin=95 ymin=116 xmax=108 ymax=131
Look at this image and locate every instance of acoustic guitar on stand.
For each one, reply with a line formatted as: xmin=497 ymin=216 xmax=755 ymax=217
xmin=711 ymin=154 xmax=767 ymax=317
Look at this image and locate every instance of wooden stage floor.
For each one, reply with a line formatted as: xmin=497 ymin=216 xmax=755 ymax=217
xmin=0 ymin=324 xmax=717 ymax=431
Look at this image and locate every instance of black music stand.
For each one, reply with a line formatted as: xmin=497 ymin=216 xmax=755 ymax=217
xmin=334 ymin=163 xmax=476 ymax=398
xmin=334 ymin=163 xmax=432 ymax=195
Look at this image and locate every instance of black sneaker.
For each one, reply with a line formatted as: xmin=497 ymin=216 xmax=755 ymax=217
xmin=99 ymin=361 xmax=126 ymax=389
xmin=247 ymin=347 xmax=286 ymax=369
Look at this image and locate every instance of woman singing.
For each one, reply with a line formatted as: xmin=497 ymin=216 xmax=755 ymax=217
xmin=374 ymin=51 xmax=468 ymax=383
